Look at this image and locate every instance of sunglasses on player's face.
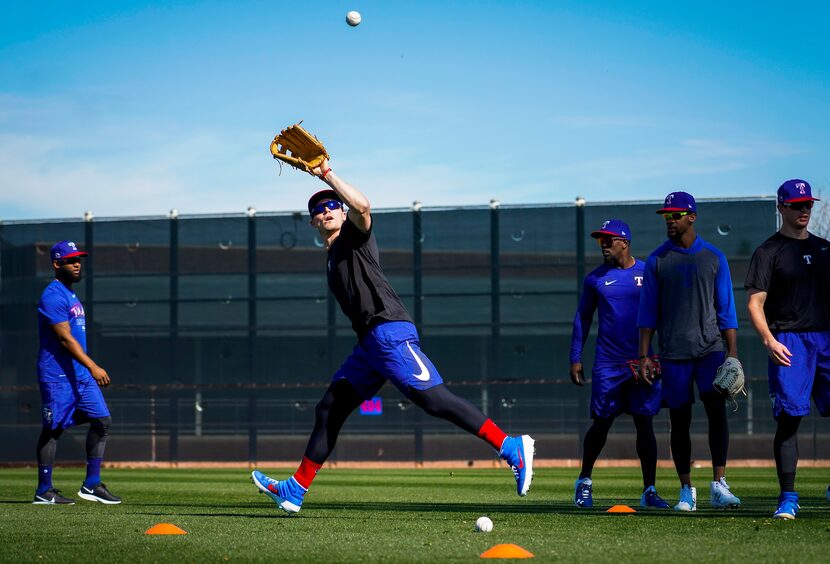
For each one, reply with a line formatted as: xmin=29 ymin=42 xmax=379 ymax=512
xmin=596 ymin=236 xmax=627 ymax=247
xmin=57 ymin=257 xmax=82 ymax=265
xmin=310 ymin=200 xmax=343 ymax=217
xmin=662 ymin=211 xmax=690 ymax=221
xmin=781 ymin=201 xmax=814 ymax=212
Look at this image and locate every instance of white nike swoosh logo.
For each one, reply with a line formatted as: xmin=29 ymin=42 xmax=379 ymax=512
xmin=822 ymin=247 xmax=829 ymax=251
xmin=405 ymin=341 xmax=431 ymax=381
xmin=604 ymin=280 xmax=617 ymax=286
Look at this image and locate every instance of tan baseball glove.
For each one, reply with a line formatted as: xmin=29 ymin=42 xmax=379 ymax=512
xmin=713 ymin=356 xmax=747 ymax=407
xmin=269 ymin=122 xmax=330 ymax=174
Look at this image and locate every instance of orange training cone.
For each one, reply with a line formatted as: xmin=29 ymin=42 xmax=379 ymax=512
xmin=145 ymin=523 xmax=188 ymax=535
xmin=480 ymin=544 xmax=534 ymax=559
xmin=607 ymin=505 xmax=637 ymax=513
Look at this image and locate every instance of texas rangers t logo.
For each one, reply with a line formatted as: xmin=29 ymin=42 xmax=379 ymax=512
xmin=803 ymin=255 xmax=812 ymax=265
xmin=634 ymin=276 xmax=643 ymax=286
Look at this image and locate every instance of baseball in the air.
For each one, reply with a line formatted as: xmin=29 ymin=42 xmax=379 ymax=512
xmin=475 ymin=516 xmax=494 ymax=533
xmin=346 ymin=11 xmax=361 ymax=27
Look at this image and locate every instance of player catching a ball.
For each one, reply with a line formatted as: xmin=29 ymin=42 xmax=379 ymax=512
xmin=251 ymin=125 xmax=535 ymax=514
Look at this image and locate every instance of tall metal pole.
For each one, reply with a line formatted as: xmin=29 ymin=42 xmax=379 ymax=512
xmin=412 ymin=201 xmax=423 ymax=331
xmin=83 ymin=211 xmax=94 ymax=352
xmin=575 ymin=196 xmax=586 ymax=301
xmin=247 ymin=207 xmax=258 ymax=465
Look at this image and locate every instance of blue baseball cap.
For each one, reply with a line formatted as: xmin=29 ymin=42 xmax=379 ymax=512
xmin=50 ymin=240 xmax=88 ymax=262
xmin=657 ymin=191 xmax=697 ymax=214
xmin=777 ymin=179 xmax=819 ymax=204
xmin=591 ymin=219 xmax=631 ymax=240
xmin=307 ymin=189 xmax=342 ymax=214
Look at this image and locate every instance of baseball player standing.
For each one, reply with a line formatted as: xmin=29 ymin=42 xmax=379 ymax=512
xmin=33 ymin=241 xmax=121 ymax=505
xmin=637 ymin=192 xmax=741 ymax=511
xmin=745 ymin=179 xmax=830 ymax=519
xmin=569 ymin=219 xmax=669 ymax=509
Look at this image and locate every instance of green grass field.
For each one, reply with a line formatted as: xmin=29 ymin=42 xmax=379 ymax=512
xmin=1 ymin=467 xmax=828 ymax=562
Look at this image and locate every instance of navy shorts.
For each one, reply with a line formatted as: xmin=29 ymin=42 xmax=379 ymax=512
xmin=591 ymin=362 xmax=661 ymax=419
xmin=40 ymin=379 xmax=110 ymax=430
xmin=660 ymin=351 xmax=725 ymax=408
xmin=769 ymin=331 xmax=830 ymax=419
xmin=333 ymin=321 xmax=444 ymax=400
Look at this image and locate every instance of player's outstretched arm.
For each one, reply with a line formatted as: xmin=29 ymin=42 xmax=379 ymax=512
xmin=747 ymin=289 xmax=792 ymax=366
xmin=312 ymin=158 xmax=372 ymax=233
xmin=51 ymin=321 xmax=111 ymax=386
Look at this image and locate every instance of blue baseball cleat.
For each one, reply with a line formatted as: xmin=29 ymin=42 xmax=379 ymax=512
xmin=499 ymin=435 xmax=535 ymax=496
xmin=574 ymin=477 xmax=593 ymax=508
xmin=251 ymin=470 xmax=306 ymax=514
xmin=773 ymin=492 xmax=799 ymax=520
xmin=640 ymin=485 xmax=670 ymax=509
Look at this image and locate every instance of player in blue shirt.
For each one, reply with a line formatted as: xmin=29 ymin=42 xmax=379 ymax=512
xmin=33 ymin=241 xmax=121 ymax=505
xmin=570 ymin=220 xmax=669 ymax=509
xmin=637 ymin=192 xmax=741 ymax=512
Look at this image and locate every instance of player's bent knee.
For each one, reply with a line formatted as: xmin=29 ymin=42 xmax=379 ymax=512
xmin=91 ymin=416 xmax=112 ymax=435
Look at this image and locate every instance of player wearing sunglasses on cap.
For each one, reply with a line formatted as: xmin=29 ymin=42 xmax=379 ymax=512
xmin=569 ymin=219 xmax=669 ymax=510
xmin=250 ymin=158 xmax=535 ymax=514
xmin=637 ymin=191 xmax=741 ymax=512
xmin=745 ymin=179 xmax=830 ymax=520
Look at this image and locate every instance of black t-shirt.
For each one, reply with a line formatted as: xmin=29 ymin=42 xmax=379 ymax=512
xmin=744 ymin=231 xmax=830 ymax=332
xmin=327 ymin=217 xmax=413 ymax=339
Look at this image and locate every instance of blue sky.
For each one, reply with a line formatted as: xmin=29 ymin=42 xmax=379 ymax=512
xmin=1 ymin=0 xmax=828 ymax=220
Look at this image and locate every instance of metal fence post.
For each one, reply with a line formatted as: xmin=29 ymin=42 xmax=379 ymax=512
xmin=488 ymin=199 xmax=500 ymax=417
xmin=575 ymin=197 xmax=586 ymax=301
xmin=247 ymin=208 xmax=258 ymax=465
xmin=83 ymin=211 xmax=95 ymax=353
xmin=412 ymin=201 xmax=423 ymax=331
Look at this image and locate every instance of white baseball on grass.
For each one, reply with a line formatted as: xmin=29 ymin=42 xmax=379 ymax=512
xmin=475 ymin=516 xmax=493 ymax=533
xmin=346 ymin=10 xmax=361 ymax=27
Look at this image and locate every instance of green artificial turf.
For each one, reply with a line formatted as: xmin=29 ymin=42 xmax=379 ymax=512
xmin=0 ymin=467 xmax=828 ymax=562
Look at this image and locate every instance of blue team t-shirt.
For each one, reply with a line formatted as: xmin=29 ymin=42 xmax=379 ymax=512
xmin=570 ymin=259 xmax=648 ymax=364
xmin=37 ymin=279 xmax=92 ymax=383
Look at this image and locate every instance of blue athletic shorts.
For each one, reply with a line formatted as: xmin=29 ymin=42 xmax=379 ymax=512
xmin=769 ymin=331 xmax=830 ymax=419
xmin=40 ymin=379 xmax=110 ymax=430
xmin=660 ymin=351 xmax=725 ymax=408
xmin=591 ymin=362 xmax=661 ymax=419
xmin=333 ymin=321 xmax=444 ymax=400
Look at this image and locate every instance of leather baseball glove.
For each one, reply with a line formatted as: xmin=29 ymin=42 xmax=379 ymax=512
xmin=269 ymin=122 xmax=329 ymax=174
xmin=713 ymin=356 xmax=747 ymax=406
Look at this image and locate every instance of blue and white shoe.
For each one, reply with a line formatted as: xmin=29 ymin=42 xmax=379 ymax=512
xmin=251 ymin=470 xmax=306 ymax=514
xmin=574 ymin=477 xmax=593 ymax=508
xmin=499 ymin=435 xmax=535 ymax=496
xmin=640 ymin=485 xmax=670 ymax=509
xmin=674 ymin=485 xmax=697 ymax=512
xmin=773 ymin=492 xmax=799 ymax=520
xmin=710 ymin=477 xmax=740 ymax=508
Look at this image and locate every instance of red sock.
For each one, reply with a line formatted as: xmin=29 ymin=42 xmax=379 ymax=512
xmin=292 ymin=456 xmax=323 ymax=490
xmin=477 ymin=419 xmax=508 ymax=451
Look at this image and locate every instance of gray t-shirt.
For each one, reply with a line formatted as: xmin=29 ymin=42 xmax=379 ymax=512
xmin=637 ymin=236 xmax=738 ymax=360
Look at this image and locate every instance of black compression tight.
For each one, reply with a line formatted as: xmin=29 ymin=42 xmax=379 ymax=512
xmin=633 ymin=414 xmax=658 ymax=488
xmin=579 ymin=415 xmax=657 ymax=489
xmin=774 ymin=414 xmax=802 ymax=493
xmin=407 ymin=384 xmax=487 ymax=435
xmin=701 ymin=392 xmax=729 ymax=467
xmin=303 ymin=380 xmax=365 ymax=464
xmin=670 ymin=393 xmax=729 ymax=475
xmin=86 ymin=416 xmax=112 ymax=459
xmin=36 ymin=427 xmax=64 ymax=466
